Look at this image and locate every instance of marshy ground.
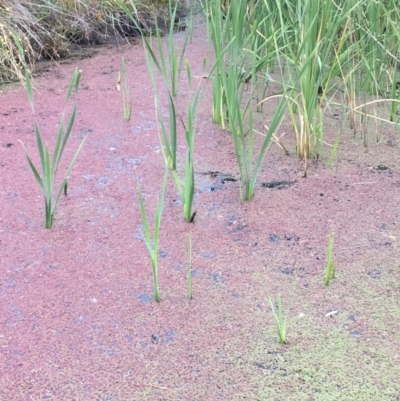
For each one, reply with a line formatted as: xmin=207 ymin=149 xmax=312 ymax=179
xmin=1 ymin=13 xmax=400 ymax=401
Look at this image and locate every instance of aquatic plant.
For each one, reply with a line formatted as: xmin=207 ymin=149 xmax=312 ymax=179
xmin=171 ymin=61 xmax=200 ymax=222
xmin=19 ymin=68 xmax=86 ymax=228
xmin=324 ymin=230 xmax=337 ymax=286
xmin=205 ymin=0 xmax=400 ymax=179
xmin=269 ymin=294 xmax=288 ymax=345
xmin=137 ymin=168 xmax=168 ymax=302
xmin=120 ymin=56 xmax=132 ymax=121
xmin=142 ymin=0 xmax=191 ymax=97
xmin=205 ymin=0 xmax=288 ymax=200
xmin=141 ymin=0 xmax=192 ymax=171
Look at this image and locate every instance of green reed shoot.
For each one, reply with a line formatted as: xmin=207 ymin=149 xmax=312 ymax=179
xmin=155 ymin=90 xmax=177 ymax=171
xmin=143 ymin=37 xmax=178 ymax=171
xmin=268 ymin=294 xmax=288 ymax=345
xmin=205 ymin=0 xmax=239 ymax=129
xmin=124 ymin=0 xmax=189 ymax=170
xmin=279 ymin=0 xmax=355 ymax=160
xmin=142 ymin=0 xmax=190 ymax=97
xmin=137 ymin=168 xmax=168 ymax=302
xmin=172 ymin=61 xmax=200 ymax=222
xmin=324 ymin=231 xmax=337 ymax=286
xmin=19 ymin=68 xmax=86 ymax=228
xmin=186 ymin=231 xmax=193 ymax=299
xmin=389 ymin=60 xmax=400 ymax=122
xmin=167 ymin=0 xmax=190 ymax=97
xmin=256 ymin=73 xmax=270 ymax=113
xmin=120 ymin=57 xmax=132 ymax=121
xmin=328 ymin=133 xmax=341 ymax=168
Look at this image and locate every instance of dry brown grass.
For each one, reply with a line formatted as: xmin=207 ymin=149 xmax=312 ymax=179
xmin=0 ymin=0 xmax=171 ymax=83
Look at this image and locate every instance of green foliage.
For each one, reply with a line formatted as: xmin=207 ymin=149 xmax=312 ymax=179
xmin=324 ymin=231 xmax=337 ymax=286
xmin=205 ymin=0 xmax=400 ymax=180
xmin=172 ymin=61 xmax=200 ymax=222
xmin=120 ymin=56 xmax=132 ymax=121
xmin=141 ymin=0 xmax=192 ymax=171
xmin=389 ymin=60 xmax=400 ymax=123
xmin=205 ymin=0 xmax=288 ymax=201
xmin=137 ymin=168 xmax=169 ymax=302
xmin=19 ymin=68 xmax=86 ymax=228
xmin=143 ymin=36 xmax=178 ymax=171
xmin=269 ymin=294 xmax=288 ymax=345
xmin=142 ymin=0 xmax=190 ymax=97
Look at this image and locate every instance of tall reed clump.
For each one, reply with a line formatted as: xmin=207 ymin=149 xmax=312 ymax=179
xmin=277 ymin=0 xmax=400 ymax=162
xmin=204 ymin=0 xmax=400 ymax=187
xmin=19 ymin=68 xmax=86 ymax=228
xmin=137 ymin=168 xmax=168 ymax=302
xmin=276 ymin=0 xmax=355 ymax=162
xmin=205 ymin=0 xmax=287 ymax=201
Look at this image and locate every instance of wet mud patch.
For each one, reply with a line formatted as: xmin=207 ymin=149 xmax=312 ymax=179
xmin=195 ymin=170 xmax=238 ymax=193
xmin=262 ymin=179 xmax=297 ymax=189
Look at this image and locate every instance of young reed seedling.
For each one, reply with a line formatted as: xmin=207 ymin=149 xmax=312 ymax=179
xmin=142 ymin=0 xmax=190 ymax=97
xmin=143 ymin=36 xmax=177 ymax=171
xmin=172 ymin=61 xmax=200 ymax=222
xmin=324 ymin=231 xmax=337 ymax=286
xmin=328 ymin=133 xmax=341 ymax=168
xmin=19 ymin=68 xmax=86 ymax=228
xmin=120 ymin=56 xmax=132 ymax=121
xmin=137 ymin=168 xmax=168 ymax=302
xmin=269 ymin=294 xmax=288 ymax=345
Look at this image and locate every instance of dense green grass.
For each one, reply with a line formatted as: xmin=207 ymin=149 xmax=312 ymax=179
xmin=204 ymin=0 xmax=400 ymax=186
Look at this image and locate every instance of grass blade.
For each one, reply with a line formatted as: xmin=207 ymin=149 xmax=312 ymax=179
xmin=25 ymin=69 xmax=35 ymax=114
xmin=137 ymin=168 xmax=169 ymax=302
xmin=18 ymin=141 xmax=45 ymax=192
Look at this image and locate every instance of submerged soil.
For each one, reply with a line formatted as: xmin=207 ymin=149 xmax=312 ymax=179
xmin=1 ymin=16 xmax=400 ymax=401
